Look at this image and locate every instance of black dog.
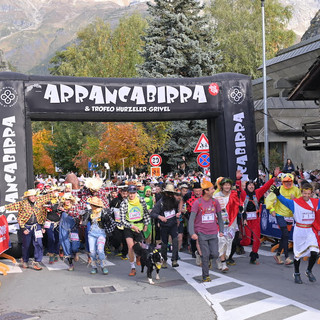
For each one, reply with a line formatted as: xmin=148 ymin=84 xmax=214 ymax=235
xmin=133 ymin=243 xmax=163 ymax=285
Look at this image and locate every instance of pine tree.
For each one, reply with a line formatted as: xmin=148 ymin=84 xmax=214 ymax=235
xmin=138 ymin=0 xmax=221 ymax=173
xmin=138 ymin=0 xmax=221 ymax=78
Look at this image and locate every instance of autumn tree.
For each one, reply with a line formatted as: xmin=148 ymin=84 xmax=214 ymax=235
xmin=33 ymin=129 xmax=55 ymax=175
xmin=94 ymin=123 xmax=156 ymax=171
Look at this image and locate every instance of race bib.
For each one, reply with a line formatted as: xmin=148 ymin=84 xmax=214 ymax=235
xmin=44 ymin=221 xmax=51 ymax=229
xmin=69 ymin=232 xmax=79 ymax=241
xmin=284 ymin=217 xmax=294 ymax=223
xmin=114 ymin=208 xmax=120 ymax=221
xmin=302 ymin=212 xmax=315 ymax=222
xmin=246 ymin=212 xmax=257 ymax=220
xmin=35 ymin=230 xmax=43 ymax=239
xmin=129 ymin=210 xmax=141 ymax=220
xmin=202 ymin=213 xmax=215 ymax=223
xmin=164 ymin=210 xmax=176 ymax=219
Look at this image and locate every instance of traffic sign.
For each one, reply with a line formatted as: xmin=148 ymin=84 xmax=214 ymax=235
xmin=149 ymin=154 xmax=162 ymax=167
xmin=151 ymin=166 xmax=161 ymax=177
xmin=197 ymin=153 xmax=210 ymax=168
xmin=194 ymin=133 xmax=209 ymax=153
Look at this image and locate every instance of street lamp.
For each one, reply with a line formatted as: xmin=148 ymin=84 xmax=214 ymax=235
xmin=261 ymin=0 xmax=269 ymax=172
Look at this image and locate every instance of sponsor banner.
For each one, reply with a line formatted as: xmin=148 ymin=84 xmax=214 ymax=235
xmin=0 ymin=215 xmax=10 ymax=254
xmin=260 ymin=205 xmax=293 ymax=241
xmin=217 ymin=76 xmax=258 ymax=180
xmin=25 ymin=76 xmax=222 ymax=121
xmin=0 ymin=80 xmax=28 ymax=207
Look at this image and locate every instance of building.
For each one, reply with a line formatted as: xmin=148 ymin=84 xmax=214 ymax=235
xmin=253 ymin=10 xmax=320 ymax=171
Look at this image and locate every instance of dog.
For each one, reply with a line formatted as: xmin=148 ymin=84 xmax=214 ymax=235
xmin=133 ymin=243 xmax=163 ymax=285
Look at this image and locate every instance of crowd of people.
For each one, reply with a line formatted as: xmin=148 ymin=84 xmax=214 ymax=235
xmin=1 ymin=161 xmax=320 ymax=284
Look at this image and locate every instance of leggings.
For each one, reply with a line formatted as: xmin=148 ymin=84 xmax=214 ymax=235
xmin=294 ymin=251 xmax=318 ymax=273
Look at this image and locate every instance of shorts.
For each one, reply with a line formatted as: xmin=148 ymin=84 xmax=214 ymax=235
xmin=123 ymin=228 xmax=144 ymax=243
xmin=178 ymin=221 xmax=184 ymax=234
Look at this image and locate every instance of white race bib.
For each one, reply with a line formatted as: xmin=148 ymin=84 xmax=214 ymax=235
xmin=44 ymin=221 xmax=51 ymax=229
xmin=202 ymin=213 xmax=215 ymax=223
xmin=113 ymin=208 xmax=120 ymax=221
xmin=246 ymin=212 xmax=257 ymax=220
xmin=164 ymin=210 xmax=176 ymax=219
xmin=284 ymin=217 xmax=294 ymax=223
xmin=69 ymin=232 xmax=79 ymax=241
xmin=129 ymin=210 xmax=141 ymax=220
xmin=302 ymin=212 xmax=315 ymax=222
xmin=35 ymin=230 xmax=43 ymax=239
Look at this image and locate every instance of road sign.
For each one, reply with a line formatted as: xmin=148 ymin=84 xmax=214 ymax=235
xmin=197 ymin=153 xmax=210 ymax=168
xmin=149 ymin=154 xmax=162 ymax=167
xmin=194 ymin=133 xmax=209 ymax=153
xmin=151 ymin=166 xmax=161 ymax=177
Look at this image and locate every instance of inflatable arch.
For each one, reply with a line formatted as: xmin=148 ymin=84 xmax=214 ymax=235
xmin=0 ymin=72 xmax=258 ymax=206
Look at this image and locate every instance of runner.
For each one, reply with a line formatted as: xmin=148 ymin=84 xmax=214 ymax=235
xmin=189 ymin=180 xmax=224 ymax=282
xmin=266 ymin=173 xmax=301 ymax=265
xmin=119 ymin=185 xmax=150 ymax=276
xmin=272 ymin=183 xmax=319 ymax=284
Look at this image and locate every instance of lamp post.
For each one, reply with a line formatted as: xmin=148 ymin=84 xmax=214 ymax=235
xmin=261 ymin=0 xmax=269 ymax=172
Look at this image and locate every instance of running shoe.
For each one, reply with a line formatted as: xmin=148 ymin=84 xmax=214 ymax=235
xmin=274 ymin=254 xmax=284 ymax=264
xmin=227 ymin=258 xmax=236 ymax=266
xmin=102 ymin=267 xmax=109 ymax=275
xmin=293 ymin=273 xmax=302 ymax=284
xmin=129 ymin=268 xmax=136 ymax=276
xmin=202 ymin=276 xmax=211 ymax=283
xmin=285 ymin=257 xmax=293 ymax=265
xmin=305 ymin=270 xmax=316 ymax=282
xmin=195 ymin=250 xmax=201 ymax=266
xmin=172 ymin=260 xmax=179 ymax=267
xmin=32 ymin=262 xmax=42 ymax=271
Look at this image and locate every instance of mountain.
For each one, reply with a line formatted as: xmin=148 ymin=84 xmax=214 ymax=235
xmin=0 ymin=0 xmax=319 ymax=75
xmin=0 ymin=0 xmax=147 ymax=74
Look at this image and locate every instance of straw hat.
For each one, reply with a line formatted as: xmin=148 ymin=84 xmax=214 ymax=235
xmin=87 ymin=196 xmax=104 ymax=208
xmin=60 ymin=193 xmax=76 ymax=203
xmin=163 ymin=184 xmax=175 ymax=193
xmin=85 ymin=178 xmax=103 ymax=191
xmin=23 ymin=189 xmax=37 ymax=198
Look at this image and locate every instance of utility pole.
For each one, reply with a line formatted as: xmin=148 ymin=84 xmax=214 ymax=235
xmin=261 ymin=0 xmax=269 ymax=172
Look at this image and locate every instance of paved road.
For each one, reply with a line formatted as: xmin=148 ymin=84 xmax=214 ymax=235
xmin=1 ymin=244 xmax=320 ymax=320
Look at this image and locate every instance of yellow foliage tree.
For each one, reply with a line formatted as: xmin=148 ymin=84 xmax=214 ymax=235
xmin=96 ymin=123 xmax=156 ymax=170
xmin=33 ymin=129 xmax=55 ymax=175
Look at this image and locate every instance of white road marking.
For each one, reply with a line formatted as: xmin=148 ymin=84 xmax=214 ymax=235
xmin=170 ymin=258 xmax=320 ymax=320
xmin=0 ymin=259 xmax=22 ymax=273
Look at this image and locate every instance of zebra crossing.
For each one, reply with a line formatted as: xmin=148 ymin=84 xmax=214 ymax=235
xmin=0 ymin=253 xmax=116 ymax=273
xmin=169 ymin=254 xmax=320 ymax=320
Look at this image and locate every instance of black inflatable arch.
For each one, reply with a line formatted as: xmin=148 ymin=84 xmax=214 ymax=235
xmin=0 ymin=72 xmax=257 ymax=205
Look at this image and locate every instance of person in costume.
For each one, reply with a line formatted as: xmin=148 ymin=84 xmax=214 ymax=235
xmin=143 ymin=185 xmax=154 ymax=244
xmin=239 ymin=167 xmax=280 ymax=264
xmin=266 ymin=173 xmax=301 ymax=265
xmin=189 ymin=180 xmax=224 ymax=282
xmin=81 ymin=196 xmax=116 ymax=274
xmin=119 ymin=185 xmax=150 ymax=276
xmin=213 ymin=175 xmax=244 ymax=272
xmin=272 ymin=183 xmax=319 ymax=284
xmin=110 ymin=185 xmax=129 ymax=260
xmin=58 ymin=194 xmax=80 ymax=271
xmin=0 ymin=189 xmax=58 ymax=270
xmin=151 ymin=184 xmax=180 ymax=268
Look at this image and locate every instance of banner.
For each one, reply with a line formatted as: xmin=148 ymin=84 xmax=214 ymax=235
xmin=25 ymin=76 xmax=223 ymax=121
xmin=0 ymin=79 xmax=28 ymax=207
xmin=260 ymin=205 xmax=293 ymax=241
xmin=0 ymin=215 xmax=10 ymax=254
